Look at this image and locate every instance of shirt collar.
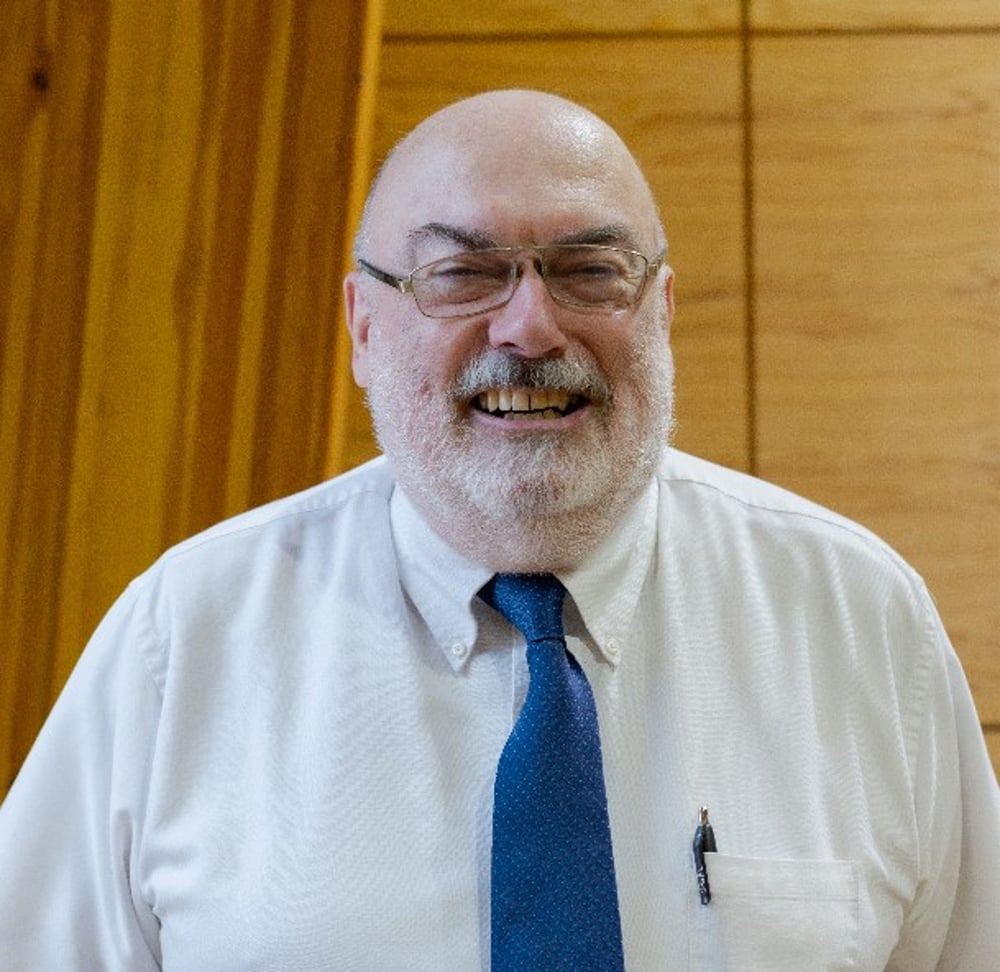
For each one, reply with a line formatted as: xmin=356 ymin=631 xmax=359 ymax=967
xmin=391 ymin=475 xmax=659 ymax=672
xmin=391 ymin=486 xmax=494 ymax=672
xmin=558 ymin=475 xmax=658 ymax=667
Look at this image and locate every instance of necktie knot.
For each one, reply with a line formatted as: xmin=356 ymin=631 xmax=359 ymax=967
xmin=480 ymin=573 xmax=566 ymax=645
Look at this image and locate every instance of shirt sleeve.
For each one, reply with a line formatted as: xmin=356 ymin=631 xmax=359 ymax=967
xmin=888 ymin=600 xmax=1000 ymax=969
xmin=935 ymin=645 xmax=1000 ymax=966
xmin=0 ymin=581 xmax=164 ymax=969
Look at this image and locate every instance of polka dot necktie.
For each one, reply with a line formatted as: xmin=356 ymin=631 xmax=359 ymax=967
xmin=481 ymin=573 xmax=625 ymax=971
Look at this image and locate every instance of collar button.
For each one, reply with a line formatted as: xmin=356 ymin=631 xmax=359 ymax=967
xmin=447 ymin=639 xmax=470 ymax=661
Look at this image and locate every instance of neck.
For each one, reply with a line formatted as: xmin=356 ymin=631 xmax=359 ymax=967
xmin=412 ymin=479 xmax=649 ymax=573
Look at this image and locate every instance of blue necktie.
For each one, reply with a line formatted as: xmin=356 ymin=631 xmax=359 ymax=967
xmin=481 ymin=573 xmax=625 ymax=972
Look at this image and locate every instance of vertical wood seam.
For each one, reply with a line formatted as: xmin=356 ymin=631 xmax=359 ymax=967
xmin=741 ymin=0 xmax=758 ymax=476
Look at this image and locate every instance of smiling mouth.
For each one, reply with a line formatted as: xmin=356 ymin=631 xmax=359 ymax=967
xmin=474 ymin=388 xmax=585 ymax=420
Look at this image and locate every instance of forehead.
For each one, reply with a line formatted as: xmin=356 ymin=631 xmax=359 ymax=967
xmin=366 ymin=103 xmax=660 ymax=260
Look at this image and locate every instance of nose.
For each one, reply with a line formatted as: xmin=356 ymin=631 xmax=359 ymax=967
xmin=485 ymin=259 xmax=569 ymax=357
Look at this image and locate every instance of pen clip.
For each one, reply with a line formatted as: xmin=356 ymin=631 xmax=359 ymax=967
xmin=693 ymin=806 xmax=717 ymax=905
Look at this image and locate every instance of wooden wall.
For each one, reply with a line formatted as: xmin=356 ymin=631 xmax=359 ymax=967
xmin=357 ymin=0 xmax=1000 ymax=770
xmin=0 ymin=0 xmax=380 ymax=794
xmin=2 ymin=0 xmax=998 ymax=795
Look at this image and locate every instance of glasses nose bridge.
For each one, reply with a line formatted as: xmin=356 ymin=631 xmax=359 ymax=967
xmin=506 ymin=247 xmax=554 ymax=301
xmin=510 ymin=246 xmax=547 ymax=275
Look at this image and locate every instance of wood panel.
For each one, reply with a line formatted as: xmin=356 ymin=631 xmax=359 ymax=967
xmin=383 ymin=1 xmax=740 ymax=37
xmin=752 ymin=0 xmax=1000 ymax=30
xmin=361 ymin=36 xmax=750 ymax=474
xmin=988 ymin=730 xmax=1000 ymax=778
xmin=753 ymin=35 xmax=1000 ymax=723
xmin=0 ymin=0 xmax=110 ymax=799
xmin=0 ymin=0 xmax=379 ymax=794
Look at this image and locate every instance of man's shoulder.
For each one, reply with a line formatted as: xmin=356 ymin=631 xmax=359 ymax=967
xmin=151 ymin=456 xmax=395 ymax=574
xmin=658 ymin=449 xmax=845 ymax=518
xmin=656 ymin=449 xmax=916 ymax=577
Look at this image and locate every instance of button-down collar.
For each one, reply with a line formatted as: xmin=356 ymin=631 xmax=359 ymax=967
xmin=559 ymin=475 xmax=658 ymax=667
xmin=391 ymin=486 xmax=493 ymax=672
xmin=391 ymin=475 xmax=659 ymax=671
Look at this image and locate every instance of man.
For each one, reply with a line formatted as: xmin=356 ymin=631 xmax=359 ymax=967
xmin=0 ymin=89 xmax=997 ymax=970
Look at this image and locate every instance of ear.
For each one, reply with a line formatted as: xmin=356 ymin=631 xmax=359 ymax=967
xmin=661 ymin=266 xmax=676 ymax=334
xmin=343 ymin=271 xmax=372 ymax=388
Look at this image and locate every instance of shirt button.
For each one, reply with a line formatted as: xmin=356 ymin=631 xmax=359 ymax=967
xmin=447 ymin=639 xmax=469 ymax=661
xmin=606 ymin=638 xmax=621 ymax=660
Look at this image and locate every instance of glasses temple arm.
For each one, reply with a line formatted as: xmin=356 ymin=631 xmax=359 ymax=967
xmin=357 ymin=259 xmax=411 ymax=294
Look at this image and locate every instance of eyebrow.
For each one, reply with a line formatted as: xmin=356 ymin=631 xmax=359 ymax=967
xmin=404 ymin=222 xmax=642 ymax=253
xmin=553 ymin=224 xmax=640 ymax=248
xmin=406 ymin=223 xmax=499 ymax=252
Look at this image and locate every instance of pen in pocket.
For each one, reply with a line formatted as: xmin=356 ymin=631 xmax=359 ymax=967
xmin=693 ymin=806 xmax=718 ymax=905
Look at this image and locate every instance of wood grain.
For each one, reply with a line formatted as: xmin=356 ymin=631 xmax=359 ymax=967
xmin=1 ymin=0 xmax=112 ymax=795
xmin=752 ymin=0 xmax=1000 ymax=30
xmin=383 ymin=0 xmax=740 ymax=37
xmin=0 ymin=0 xmax=379 ymax=794
xmin=753 ymin=34 xmax=1000 ymax=722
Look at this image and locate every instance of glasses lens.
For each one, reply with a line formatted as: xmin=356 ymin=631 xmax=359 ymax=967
xmin=543 ymin=246 xmax=648 ymax=309
xmin=407 ymin=245 xmax=652 ymax=318
xmin=411 ymin=251 xmax=514 ymax=318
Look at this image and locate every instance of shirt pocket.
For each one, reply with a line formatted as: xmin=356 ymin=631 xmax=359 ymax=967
xmin=687 ymin=854 xmax=859 ymax=972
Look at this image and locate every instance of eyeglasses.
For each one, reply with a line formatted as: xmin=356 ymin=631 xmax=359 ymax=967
xmin=356 ymin=244 xmax=666 ymax=319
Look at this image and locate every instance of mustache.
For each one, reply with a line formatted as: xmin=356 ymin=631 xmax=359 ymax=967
xmin=451 ymin=349 xmax=612 ymax=402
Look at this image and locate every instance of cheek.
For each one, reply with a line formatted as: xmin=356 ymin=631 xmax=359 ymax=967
xmin=374 ymin=316 xmax=472 ymax=374
xmin=585 ymin=325 xmax=641 ymax=386
xmin=602 ymin=314 xmax=673 ymax=410
xmin=367 ymin=326 xmax=466 ymax=418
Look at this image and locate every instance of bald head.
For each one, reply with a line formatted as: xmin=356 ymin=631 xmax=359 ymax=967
xmin=357 ymin=90 xmax=665 ymax=265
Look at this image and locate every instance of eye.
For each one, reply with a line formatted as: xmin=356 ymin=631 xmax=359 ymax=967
xmin=425 ymin=254 xmax=509 ymax=281
xmin=550 ymin=248 xmax=633 ymax=279
xmin=569 ymin=261 xmax=619 ymax=278
xmin=433 ymin=262 xmax=485 ymax=279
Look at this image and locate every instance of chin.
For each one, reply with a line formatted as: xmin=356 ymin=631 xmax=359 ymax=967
xmin=440 ymin=442 xmax=659 ymax=569
xmin=456 ymin=434 xmax=616 ymax=515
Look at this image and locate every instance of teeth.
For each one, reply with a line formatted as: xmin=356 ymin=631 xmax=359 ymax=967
xmin=476 ymin=388 xmax=575 ymax=416
xmin=532 ymin=390 xmax=570 ymax=412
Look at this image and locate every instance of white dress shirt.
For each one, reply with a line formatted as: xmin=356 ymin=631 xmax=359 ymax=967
xmin=1 ymin=450 xmax=997 ymax=970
